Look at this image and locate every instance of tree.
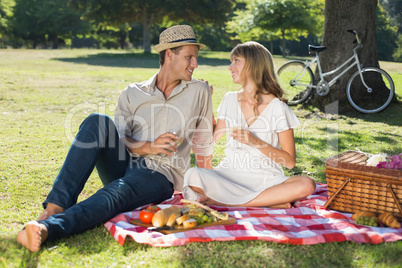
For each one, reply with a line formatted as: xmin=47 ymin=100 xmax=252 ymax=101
xmin=253 ymin=0 xmax=324 ymax=56
xmin=379 ymin=0 xmax=402 ymax=34
xmin=227 ymin=0 xmax=282 ymax=53
xmin=313 ymin=0 xmax=386 ymax=113
xmin=12 ymin=0 xmax=91 ymax=48
xmin=68 ymin=0 xmax=235 ymax=53
xmin=376 ymin=4 xmax=398 ymax=61
xmin=12 ymin=0 xmax=43 ymax=48
xmin=0 ymin=0 xmax=14 ymax=48
xmin=393 ymin=34 xmax=402 ymax=61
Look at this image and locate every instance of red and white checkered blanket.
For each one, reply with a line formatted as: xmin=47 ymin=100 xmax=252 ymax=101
xmin=104 ymin=183 xmax=402 ymax=247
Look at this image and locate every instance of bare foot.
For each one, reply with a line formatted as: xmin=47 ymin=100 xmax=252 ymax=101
xmin=37 ymin=203 xmax=64 ymax=221
xmin=17 ymin=221 xmax=48 ymax=252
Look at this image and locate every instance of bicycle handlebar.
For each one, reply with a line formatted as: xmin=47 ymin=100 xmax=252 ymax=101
xmin=347 ymin=29 xmax=361 ymax=46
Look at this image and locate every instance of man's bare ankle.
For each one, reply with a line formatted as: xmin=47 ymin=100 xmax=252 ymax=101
xmin=37 ymin=203 xmax=64 ymax=221
xmin=46 ymin=203 xmax=64 ymax=213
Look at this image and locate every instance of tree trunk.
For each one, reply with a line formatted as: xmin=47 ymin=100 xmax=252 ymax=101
xmin=312 ymin=0 xmax=378 ymax=113
xmin=281 ymin=30 xmax=286 ymax=57
xmin=269 ymin=38 xmax=274 ymax=55
xmin=53 ymin=33 xmax=59 ymax=49
xmin=142 ymin=9 xmax=153 ymax=53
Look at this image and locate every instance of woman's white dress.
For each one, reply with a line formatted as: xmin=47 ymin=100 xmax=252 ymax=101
xmin=182 ymin=91 xmax=301 ymax=205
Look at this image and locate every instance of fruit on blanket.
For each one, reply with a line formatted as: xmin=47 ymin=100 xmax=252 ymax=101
xmin=146 ymin=205 xmax=161 ymax=213
xmin=181 ymin=199 xmax=229 ymax=220
xmin=139 ymin=205 xmax=161 ymax=223
xmin=187 ymin=207 xmax=205 ymax=217
xmin=152 ymin=206 xmax=181 ymax=227
xmin=379 ymin=212 xmax=401 ymax=228
xmin=139 ymin=209 xmax=155 ymax=224
xmin=352 ymin=211 xmax=376 ymax=220
xmin=356 ymin=216 xmax=377 ymax=227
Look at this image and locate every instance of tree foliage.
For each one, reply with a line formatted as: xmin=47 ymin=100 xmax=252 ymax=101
xmin=379 ymin=0 xmax=402 ymax=34
xmin=228 ymin=0 xmax=324 ymax=56
xmin=13 ymin=0 xmax=91 ymax=48
xmin=227 ymin=0 xmax=279 ymax=41
xmin=253 ymin=0 xmax=324 ymax=56
xmin=68 ymin=0 xmax=235 ymax=52
xmin=393 ymin=34 xmax=402 ymax=61
xmin=376 ymin=3 xmax=398 ymax=61
xmin=0 ymin=0 xmax=13 ymax=33
xmin=0 ymin=0 xmax=14 ymax=47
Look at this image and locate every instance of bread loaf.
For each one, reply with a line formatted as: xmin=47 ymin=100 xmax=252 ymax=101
xmin=152 ymin=206 xmax=181 ymax=227
xmin=166 ymin=213 xmax=180 ymax=227
xmin=176 ymin=214 xmax=189 ymax=225
xmin=379 ymin=212 xmax=401 ymax=228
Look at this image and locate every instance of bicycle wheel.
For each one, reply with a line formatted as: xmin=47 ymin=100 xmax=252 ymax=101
xmin=277 ymin=61 xmax=314 ymax=105
xmin=346 ymin=67 xmax=394 ymax=113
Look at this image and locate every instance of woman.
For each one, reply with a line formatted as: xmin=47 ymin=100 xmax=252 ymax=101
xmin=182 ymin=41 xmax=316 ymax=208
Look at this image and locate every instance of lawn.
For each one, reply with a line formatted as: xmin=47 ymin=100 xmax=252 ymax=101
xmin=0 ymin=48 xmax=401 ymax=267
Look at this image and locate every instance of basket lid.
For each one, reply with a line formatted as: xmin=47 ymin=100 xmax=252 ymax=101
xmin=326 ymin=151 xmax=402 ymax=177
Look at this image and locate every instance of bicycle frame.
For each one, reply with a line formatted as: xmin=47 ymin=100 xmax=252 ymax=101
xmin=300 ymin=43 xmax=370 ymax=90
xmin=280 ymin=29 xmax=394 ymax=113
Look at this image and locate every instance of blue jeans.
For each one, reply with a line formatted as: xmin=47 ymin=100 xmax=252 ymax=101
xmin=39 ymin=113 xmax=174 ymax=241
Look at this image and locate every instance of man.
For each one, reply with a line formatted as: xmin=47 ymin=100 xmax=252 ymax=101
xmin=17 ymin=25 xmax=213 ymax=252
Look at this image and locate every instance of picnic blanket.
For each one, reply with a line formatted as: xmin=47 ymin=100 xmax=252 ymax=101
xmin=104 ymin=183 xmax=402 ymax=247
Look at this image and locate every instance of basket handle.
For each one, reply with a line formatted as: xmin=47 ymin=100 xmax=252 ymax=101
xmin=387 ymin=185 xmax=402 ymax=216
xmin=323 ymin=178 xmax=350 ymax=209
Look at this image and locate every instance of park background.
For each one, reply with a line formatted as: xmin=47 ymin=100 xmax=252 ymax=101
xmin=1 ymin=0 xmax=402 ymax=267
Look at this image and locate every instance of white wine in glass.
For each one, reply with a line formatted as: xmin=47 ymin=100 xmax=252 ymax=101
xmin=168 ymin=129 xmax=184 ymax=156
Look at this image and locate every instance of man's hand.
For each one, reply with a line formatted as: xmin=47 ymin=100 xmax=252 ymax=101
xmin=125 ymin=132 xmax=179 ymax=156
xmin=148 ymin=132 xmax=179 ymax=156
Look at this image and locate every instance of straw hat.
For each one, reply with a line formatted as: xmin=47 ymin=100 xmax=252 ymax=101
xmin=154 ymin=25 xmax=206 ymax=53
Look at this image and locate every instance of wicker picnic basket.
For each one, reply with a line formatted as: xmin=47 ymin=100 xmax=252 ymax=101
xmin=324 ymin=151 xmax=402 ymax=221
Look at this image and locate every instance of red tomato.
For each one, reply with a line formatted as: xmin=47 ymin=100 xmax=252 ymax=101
xmin=146 ymin=205 xmax=161 ymax=213
xmin=139 ymin=209 xmax=155 ymax=224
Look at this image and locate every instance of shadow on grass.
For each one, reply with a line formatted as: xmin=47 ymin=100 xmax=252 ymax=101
xmin=295 ymin=98 xmax=402 ymax=127
xmin=340 ymin=102 xmax=402 ymax=127
xmin=19 ymin=250 xmax=40 ymax=268
xmin=53 ymin=52 xmax=229 ymax=69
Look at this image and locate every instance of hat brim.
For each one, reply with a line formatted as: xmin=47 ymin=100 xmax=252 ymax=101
xmin=154 ymin=42 xmax=206 ymax=53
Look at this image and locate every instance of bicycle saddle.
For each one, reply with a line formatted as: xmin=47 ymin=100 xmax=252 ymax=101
xmin=309 ymin=45 xmax=327 ymax=54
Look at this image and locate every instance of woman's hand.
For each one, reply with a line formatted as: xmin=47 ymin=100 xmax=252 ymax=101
xmin=231 ymin=129 xmax=263 ymax=148
xmin=232 ymin=128 xmax=296 ymax=169
xmin=199 ymin=79 xmax=213 ymax=95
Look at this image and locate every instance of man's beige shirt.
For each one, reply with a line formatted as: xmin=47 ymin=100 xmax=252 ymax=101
xmin=114 ymin=73 xmax=213 ymax=191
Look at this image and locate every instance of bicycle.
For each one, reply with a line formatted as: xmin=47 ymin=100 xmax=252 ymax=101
xmin=277 ymin=30 xmax=395 ymax=113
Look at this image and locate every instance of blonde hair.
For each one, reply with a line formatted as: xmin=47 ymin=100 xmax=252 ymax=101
xmin=230 ymin=41 xmax=287 ymax=115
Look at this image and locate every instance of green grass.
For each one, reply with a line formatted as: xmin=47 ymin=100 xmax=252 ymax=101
xmin=1 ymin=49 xmax=401 ymax=267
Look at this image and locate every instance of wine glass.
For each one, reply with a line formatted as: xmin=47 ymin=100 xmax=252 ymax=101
xmin=229 ymin=125 xmax=242 ymax=149
xmin=168 ymin=128 xmax=184 ymax=157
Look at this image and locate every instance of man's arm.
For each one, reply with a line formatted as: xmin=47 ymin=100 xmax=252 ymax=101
xmin=122 ymin=133 xmax=178 ymax=157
